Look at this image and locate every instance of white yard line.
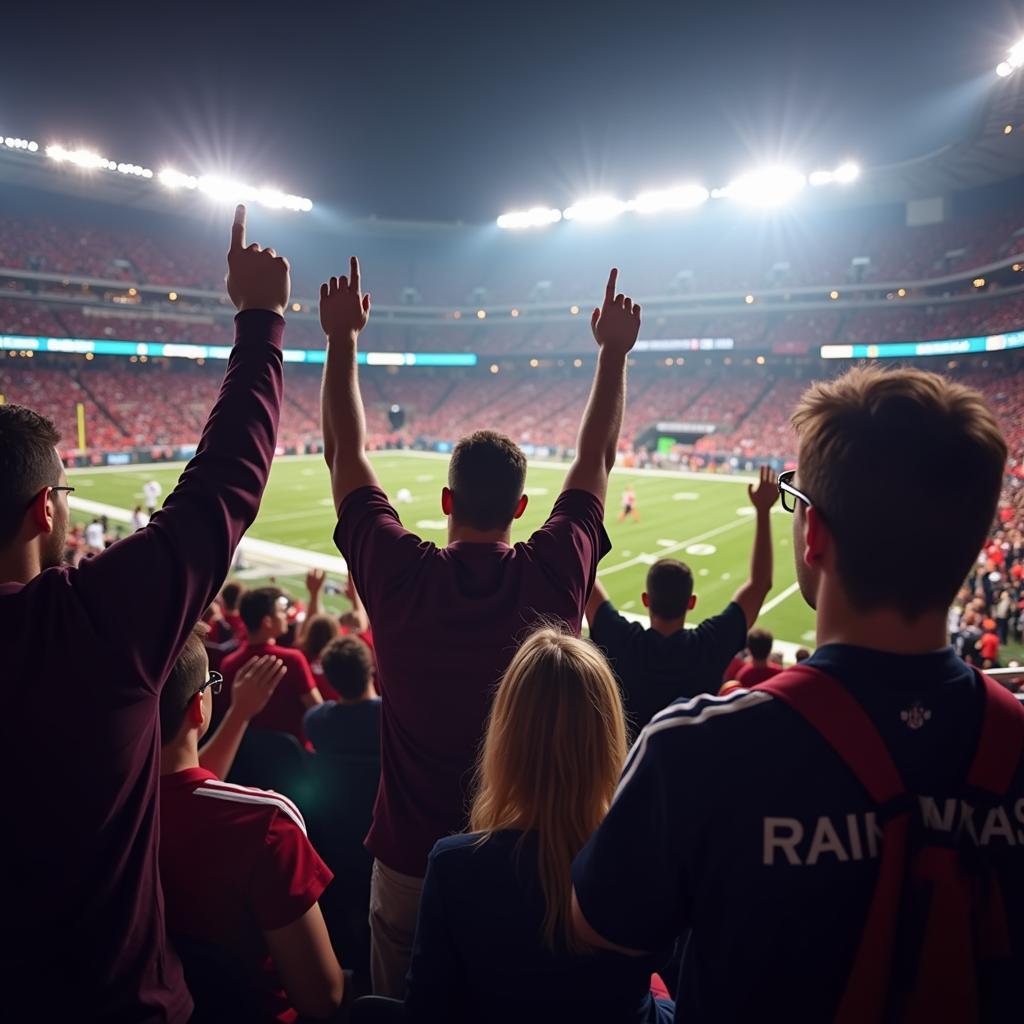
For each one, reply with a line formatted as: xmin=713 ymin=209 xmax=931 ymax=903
xmin=597 ymin=517 xmax=748 ymax=576
xmin=758 ymin=581 xmax=802 ymax=615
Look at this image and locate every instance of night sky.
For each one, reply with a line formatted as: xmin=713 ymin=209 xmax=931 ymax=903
xmin=2 ymin=0 xmax=1022 ymax=222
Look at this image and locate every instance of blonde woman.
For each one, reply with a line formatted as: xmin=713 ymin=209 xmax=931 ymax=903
xmin=404 ymin=627 xmax=674 ymax=1022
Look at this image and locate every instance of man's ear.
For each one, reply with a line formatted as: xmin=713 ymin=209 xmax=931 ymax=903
xmin=641 ymin=592 xmax=650 ymax=609
xmin=441 ymin=486 xmax=453 ymax=516
xmin=804 ymin=506 xmax=829 ymax=568
xmin=26 ymin=487 xmax=55 ymax=536
xmin=688 ymin=594 xmax=697 ymax=610
xmin=186 ymin=692 xmax=204 ymax=728
xmin=513 ymin=494 xmax=528 ymax=520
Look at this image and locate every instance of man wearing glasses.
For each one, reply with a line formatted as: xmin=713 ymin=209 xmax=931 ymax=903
xmin=158 ymin=627 xmax=345 ymax=1020
xmin=573 ymin=366 xmax=1024 ymax=1021
xmin=0 ymin=205 xmax=288 ymax=1022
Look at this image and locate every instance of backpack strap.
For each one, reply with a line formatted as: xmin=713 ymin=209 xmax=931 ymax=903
xmin=758 ymin=665 xmax=908 ymax=1024
xmin=966 ymin=670 xmax=1024 ymax=794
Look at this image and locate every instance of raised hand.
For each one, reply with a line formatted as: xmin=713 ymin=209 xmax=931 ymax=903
xmin=320 ymin=256 xmax=371 ymax=338
xmin=225 ymin=205 xmax=291 ymax=316
xmin=748 ymin=465 xmax=780 ymax=514
xmin=306 ymin=568 xmax=326 ymax=596
xmin=231 ymin=655 xmax=287 ymax=721
xmin=590 ymin=268 xmax=641 ymax=356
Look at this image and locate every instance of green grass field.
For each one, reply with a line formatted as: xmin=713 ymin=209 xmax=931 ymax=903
xmin=68 ymin=452 xmax=818 ymax=650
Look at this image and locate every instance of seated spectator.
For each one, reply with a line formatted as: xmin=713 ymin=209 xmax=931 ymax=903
xmin=159 ymin=626 xmax=345 ymax=1021
xmin=732 ymin=628 xmax=783 ymax=687
xmin=587 ymin=466 xmax=778 ymax=733
xmin=217 ymin=580 xmax=248 ymax=644
xmin=405 ymin=627 xmax=673 ymax=1023
xmin=794 ymin=646 xmax=811 ymax=663
xmin=296 ymin=568 xmax=343 ymax=698
xmin=0 ymin=204 xmax=289 ymax=1020
xmin=572 ymin=366 xmax=1022 ymax=1021
xmin=305 ymin=636 xmax=381 ymax=759
xmin=221 ymin=586 xmax=323 ymax=745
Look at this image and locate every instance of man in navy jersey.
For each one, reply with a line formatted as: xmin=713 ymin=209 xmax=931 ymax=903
xmin=0 ymin=205 xmax=288 ymax=1022
xmin=320 ymin=260 xmax=638 ymax=995
xmin=572 ymin=367 xmax=1023 ymax=1021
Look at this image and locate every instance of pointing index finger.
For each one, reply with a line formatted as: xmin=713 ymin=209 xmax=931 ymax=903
xmin=231 ymin=204 xmax=247 ymax=251
xmin=605 ymin=268 xmax=618 ymax=305
xmin=350 ymin=256 xmax=360 ymax=293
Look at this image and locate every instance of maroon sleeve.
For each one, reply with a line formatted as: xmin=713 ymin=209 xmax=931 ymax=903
xmin=332 ymin=486 xmax=429 ymax=621
xmin=524 ymin=489 xmax=612 ymax=629
xmin=250 ymin=812 xmax=334 ymax=931
xmin=71 ymin=310 xmax=284 ymax=691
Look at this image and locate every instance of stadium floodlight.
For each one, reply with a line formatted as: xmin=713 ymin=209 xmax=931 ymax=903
xmin=159 ymin=168 xmax=199 ymax=190
xmin=195 ymin=174 xmax=313 ymax=212
xmin=562 ymin=196 xmax=627 ymax=223
xmin=4 ymin=137 xmax=38 ymax=152
xmin=496 ymin=206 xmax=562 ymax=230
xmin=630 ymin=184 xmax=709 ymax=214
xmin=46 ymin=144 xmax=108 ymax=170
xmin=996 ymin=39 xmax=1024 ymax=77
xmin=809 ymin=161 xmax=860 ymax=187
xmin=723 ymin=167 xmax=806 ymax=207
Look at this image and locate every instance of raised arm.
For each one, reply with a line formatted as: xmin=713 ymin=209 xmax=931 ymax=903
xmin=199 ymin=655 xmax=286 ymax=778
xmin=585 ymin=577 xmax=611 ymax=628
xmin=731 ymin=466 xmax=778 ymax=628
xmin=295 ymin=569 xmax=325 ymax=648
xmin=563 ymin=268 xmax=641 ymax=502
xmin=320 ymin=257 xmax=379 ymax=514
xmin=75 ymin=205 xmax=288 ymax=688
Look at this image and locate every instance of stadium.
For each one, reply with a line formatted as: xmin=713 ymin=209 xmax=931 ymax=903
xmin=4 ymin=7 xmax=1024 ymax=1021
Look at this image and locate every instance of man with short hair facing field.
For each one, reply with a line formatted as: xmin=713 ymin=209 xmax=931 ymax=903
xmin=572 ymin=367 xmax=1024 ymax=1022
xmin=320 ymin=258 xmax=640 ymax=996
xmin=0 ymin=205 xmax=289 ymax=1020
xmin=587 ymin=465 xmax=778 ymax=733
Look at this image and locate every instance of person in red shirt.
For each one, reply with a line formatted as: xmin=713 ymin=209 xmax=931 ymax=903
xmin=218 ymin=580 xmax=249 ymax=643
xmin=0 ymin=205 xmax=288 ymax=1023
xmin=732 ymin=628 xmax=783 ymax=688
xmin=319 ymin=261 xmax=637 ymax=996
xmin=159 ymin=626 xmax=344 ymax=1021
xmin=977 ymin=619 xmax=1001 ymax=668
xmin=222 ymin=587 xmax=323 ymax=745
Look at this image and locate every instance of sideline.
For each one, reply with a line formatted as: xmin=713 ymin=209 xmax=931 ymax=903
xmin=69 ymin=449 xmax=761 ymax=484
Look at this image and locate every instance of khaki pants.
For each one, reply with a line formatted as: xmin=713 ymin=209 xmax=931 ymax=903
xmin=369 ymin=859 xmax=425 ymax=998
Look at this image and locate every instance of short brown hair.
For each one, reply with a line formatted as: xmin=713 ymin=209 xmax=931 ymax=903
xmin=320 ymin=635 xmax=374 ymax=700
xmin=792 ymin=366 xmax=1006 ymax=619
xmin=0 ymin=404 xmax=62 ymax=545
xmin=159 ymin=623 xmax=210 ymax=743
xmin=448 ymin=430 xmax=527 ymax=531
xmin=645 ymin=559 xmax=694 ymax=618
xmin=747 ymin=628 xmax=773 ymax=660
xmin=220 ymin=582 xmax=244 ymax=612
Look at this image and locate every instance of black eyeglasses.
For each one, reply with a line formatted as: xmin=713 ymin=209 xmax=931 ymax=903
xmin=778 ymin=470 xmax=812 ymax=513
xmin=192 ymin=671 xmax=223 ymax=706
xmin=23 ymin=485 xmax=75 ymax=513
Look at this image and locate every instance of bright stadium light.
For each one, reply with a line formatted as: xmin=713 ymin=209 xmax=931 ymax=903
xmin=996 ymin=39 xmax=1024 ymax=77
xmin=809 ymin=161 xmax=860 ymax=187
xmin=496 ymin=206 xmax=562 ymax=230
xmin=563 ymin=196 xmax=627 ymax=223
xmin=46 ymin=144 xmax=108 ymax=170
xmin=723 ymin=167 xmax=806 ymax=207
xmin=630 ymin=183 xmax=709 ymax=214
xmin=159 ymin=168 xmax=198 ymax=190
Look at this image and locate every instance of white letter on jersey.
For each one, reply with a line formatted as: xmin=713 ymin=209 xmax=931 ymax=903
xmin=764 ymin=817 xmax=804 ymax=866
xmin=979 ymin=806 xmax=1017 ymax=847
xmin=806 ymin=817 xmax=850 ymax=865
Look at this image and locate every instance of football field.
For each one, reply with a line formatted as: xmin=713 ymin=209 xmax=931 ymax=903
xmin=68 ymin=452 xmax=817 ymax=651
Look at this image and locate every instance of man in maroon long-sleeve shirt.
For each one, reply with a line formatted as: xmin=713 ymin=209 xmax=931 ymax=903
xmin=0 ymin=205 xmax=289 ymax=1022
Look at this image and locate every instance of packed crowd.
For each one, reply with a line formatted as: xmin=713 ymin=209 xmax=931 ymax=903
xmin=2 ymin=199 xmax=1024 ymax=302
xmin=2 ymin=206 xmax=1023 ymax=1024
